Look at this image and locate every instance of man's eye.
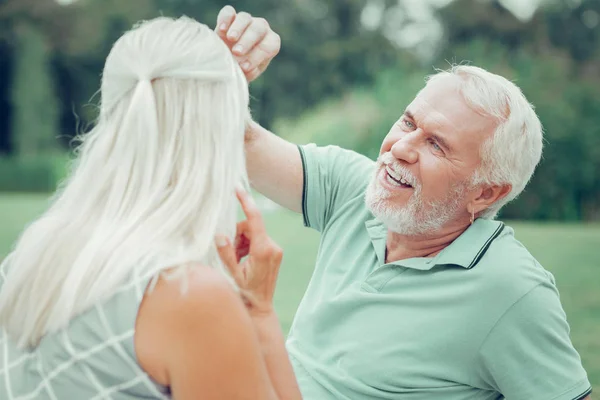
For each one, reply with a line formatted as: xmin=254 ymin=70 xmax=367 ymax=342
xmin=403 ymin=119 xmax=415 ymax=129
xmin=429 ymin=139 xmax=443 ymax=152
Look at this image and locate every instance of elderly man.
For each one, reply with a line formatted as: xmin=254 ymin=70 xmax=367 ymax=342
xmin=215 ymin=6 xmax=592 ymax=400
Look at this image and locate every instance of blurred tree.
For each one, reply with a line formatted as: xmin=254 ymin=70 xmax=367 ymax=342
xmin=0 ymin=0 xmax=598 ymax=218
xmin=545 ymin=0 xmax=600 ymax=63
xmin=0 ymin=0 xmax=74 ymax=154
xmin=51 ymin=0 xmax=155 ymax=137
xmin=10 ymin=22 xmax=60 ymax=156
xmin=151 ymin=0 xmax=398 ymax=127
xmin=0 ymin=0 xmax=76 ymax=49
xmin=0 ymin=42 xmax=13 ymax=155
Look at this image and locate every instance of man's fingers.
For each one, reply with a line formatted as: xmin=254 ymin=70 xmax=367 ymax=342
xmin=244 ymin=60 xmax=271 ymax=81
xmin=227 ymin=11 xmax=252 ymax=42
xmin=232 ymin=18 xmax=269 ymax=56
xmin=216 ymin=6 xmax=236 ymax=34
xmin=215 ymin=235 xmax=244 ymax=284
xmin=239 ymin=32 xmax=281 ymax=72
xmin=244 ymin=67 xmax=262 ymax=82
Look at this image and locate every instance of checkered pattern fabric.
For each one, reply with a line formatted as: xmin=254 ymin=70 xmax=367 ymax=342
xmin=0 ymin=261 xmax=171 ymax=399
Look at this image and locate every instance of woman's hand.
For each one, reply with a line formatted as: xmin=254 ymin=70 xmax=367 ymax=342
xmin=216 ymin=188 xmax=283 ymax=317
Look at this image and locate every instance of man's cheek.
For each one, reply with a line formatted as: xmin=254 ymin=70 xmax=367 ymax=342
xmin=380 ymin=137 xmax=396 ymax=154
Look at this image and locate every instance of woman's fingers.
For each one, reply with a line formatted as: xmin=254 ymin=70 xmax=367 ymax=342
xmin=235 ymin=189 xmax=282 ymax=265
xmin=215 ymin=235 xmax=244 ymax=285
xmin=234 ymin=220 xmax=251 ymax=261
xmin=232 ymin=189 xmax=283 ymax=309
xmin=236 ymin=236 xmax=250 ymax=262
xmin=235 ymin=220 xmax=250 ymax=240
xmin=236 ymin=188 xmax=266 ymax=237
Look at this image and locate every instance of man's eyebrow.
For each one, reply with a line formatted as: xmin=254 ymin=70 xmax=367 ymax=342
xmin=403 ymin=109 xmax=414 ymax=120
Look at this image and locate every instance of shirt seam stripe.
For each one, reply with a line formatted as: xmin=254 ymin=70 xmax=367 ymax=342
xmin=572 ymin=386 xmax=592 ymax=400
xmin=467 ymin=223 xmax=505 ymax=269
xmin=297 ymin=145 xmax=310 ymax=227
xmin=545 ymin=378 xmax=591 ymax=400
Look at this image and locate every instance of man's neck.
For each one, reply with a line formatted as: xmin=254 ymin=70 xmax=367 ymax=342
xmin=385 ymin=221 xmax=470 ymax=263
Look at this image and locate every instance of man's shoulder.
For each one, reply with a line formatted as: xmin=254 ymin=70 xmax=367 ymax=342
xmin=484 ymin=223 xmax=551 ymax=276
xmin=301 ymin=144 xmax=376 ymax=206
xmin=299 ymin=144 xmax=376 ymax=231
xmin=475 ymin=223 xmax=558 ymax=310
xmin=329 ymin=146 xmax=376 ymax=196
xmin=302 ymin=144 xmax=375 ymax=185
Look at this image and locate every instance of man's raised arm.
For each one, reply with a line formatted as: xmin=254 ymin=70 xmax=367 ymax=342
xmin=215 ymin=6 xmax=304 ymax=213
xmin=245 ymin=121 xmax=303 ymax=213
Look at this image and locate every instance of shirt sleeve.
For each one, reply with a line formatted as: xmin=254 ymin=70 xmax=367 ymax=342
xmin=298 ymin=144 xmax=374 ymax=232
xmin=477 ymin=283 xmax=592 ymax=400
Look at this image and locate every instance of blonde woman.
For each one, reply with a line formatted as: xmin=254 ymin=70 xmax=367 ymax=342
xmin=0 ymin=16 xmax=300 ymax=399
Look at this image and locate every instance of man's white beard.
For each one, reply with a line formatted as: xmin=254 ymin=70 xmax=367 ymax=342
xmin=365 ymin=156 xmax=464 ymax=236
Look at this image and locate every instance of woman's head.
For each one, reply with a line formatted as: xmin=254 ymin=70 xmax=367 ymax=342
xmin=0 ymin=17 xmax=249 ymax=348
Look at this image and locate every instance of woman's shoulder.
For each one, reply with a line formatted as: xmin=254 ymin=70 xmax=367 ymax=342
xmin=135 ymin=265 xmax=250 ymax=386
xmin=144 ymin=265 xmax=240 ymax=316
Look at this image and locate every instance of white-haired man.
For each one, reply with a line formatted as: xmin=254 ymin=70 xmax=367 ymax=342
xmin=215 ymin=6 xmax=592 ymax=400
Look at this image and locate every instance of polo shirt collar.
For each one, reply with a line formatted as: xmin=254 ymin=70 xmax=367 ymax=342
xmin=365 ymin=217 xmax=505 ymax=270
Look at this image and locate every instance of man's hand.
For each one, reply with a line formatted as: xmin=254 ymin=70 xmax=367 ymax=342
xmin=215 ymin=6 xmax=281 ymax=82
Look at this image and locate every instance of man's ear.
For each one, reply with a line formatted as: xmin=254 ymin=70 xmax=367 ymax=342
xmin=469 ymin=184 xmax=512 ymax=215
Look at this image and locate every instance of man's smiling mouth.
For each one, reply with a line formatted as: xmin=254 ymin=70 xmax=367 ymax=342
xmin=385 ymin=166 xmax=413 ymax=188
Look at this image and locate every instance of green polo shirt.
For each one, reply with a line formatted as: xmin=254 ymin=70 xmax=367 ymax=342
xmin=287 ymin=144 xmax=591 ymax=400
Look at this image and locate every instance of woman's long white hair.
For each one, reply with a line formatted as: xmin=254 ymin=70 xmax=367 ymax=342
xmin=0 ymin=16 xmax=250 ymax=348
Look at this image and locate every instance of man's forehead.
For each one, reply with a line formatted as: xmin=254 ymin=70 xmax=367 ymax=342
xmin=409 ymin=78 xmax=463 ymax=111
xmin=405 ymin=77 xmax=494 ymax=134
xmin=404 ymin=96 xmax=461 ymax=133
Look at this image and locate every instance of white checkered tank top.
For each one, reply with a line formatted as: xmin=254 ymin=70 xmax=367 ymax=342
xmin=0 ymin=261 xmax=171 ymax=399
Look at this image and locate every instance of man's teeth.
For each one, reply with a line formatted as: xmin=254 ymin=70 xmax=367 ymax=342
xmin=386 ymin=167 xmax=411 ymax=187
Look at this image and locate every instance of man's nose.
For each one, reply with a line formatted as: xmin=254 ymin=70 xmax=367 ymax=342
xmin=390 ymin=130 xmax=419 ymax=164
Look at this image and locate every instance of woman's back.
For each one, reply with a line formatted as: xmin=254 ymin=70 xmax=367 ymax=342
xmin=0 ymin=261 xmax=169 ymax=399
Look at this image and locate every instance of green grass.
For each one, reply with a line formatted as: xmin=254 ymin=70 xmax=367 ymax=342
xmin=0 ymin=193 xmax=598 ymax=390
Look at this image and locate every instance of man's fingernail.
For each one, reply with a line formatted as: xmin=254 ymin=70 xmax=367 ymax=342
xmin=219 ymin=23 xmax=227 ymax=31
xmin=215 ymin=235 xmax=229 ymax=247
xmin=241 ymin=61 xmax=251 ymax=71
xmin=233 ymin=44 xmax=244 ymax=54
xmin=228 ymin=30 xmax=239 ymax=39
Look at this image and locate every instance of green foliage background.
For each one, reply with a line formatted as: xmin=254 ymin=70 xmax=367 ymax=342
xmin=0 ymin=0 xmax=599 ymax=220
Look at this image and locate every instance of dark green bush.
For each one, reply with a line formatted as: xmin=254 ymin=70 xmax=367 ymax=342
xmin=0 ymin=154 xmax=70 ymax=193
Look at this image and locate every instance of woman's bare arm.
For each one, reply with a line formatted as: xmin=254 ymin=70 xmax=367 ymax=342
xmin=135 ymin=265 xmax=283 ymax=400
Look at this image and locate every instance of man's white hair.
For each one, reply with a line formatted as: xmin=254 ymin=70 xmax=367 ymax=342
xmin=0 ymin=16 xmax=250 ymax=348
xmin=427 ymin=65 xmax=543 ymax=218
